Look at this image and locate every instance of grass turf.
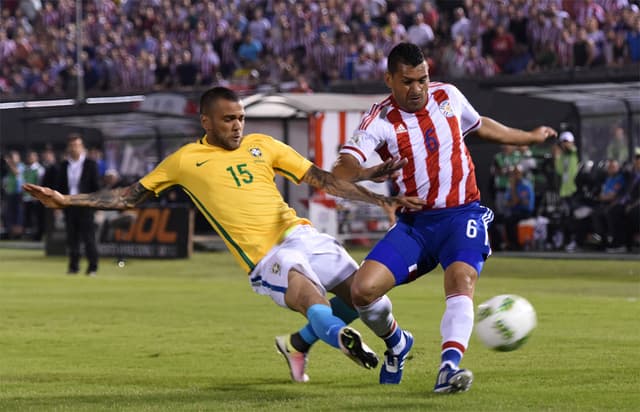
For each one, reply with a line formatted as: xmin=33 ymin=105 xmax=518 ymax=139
xmin=0 ymin=248 xmax=638 ymax=411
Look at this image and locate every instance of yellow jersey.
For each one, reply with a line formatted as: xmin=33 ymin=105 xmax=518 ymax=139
xmin=140 ymin=133 xmax=313 ymax=273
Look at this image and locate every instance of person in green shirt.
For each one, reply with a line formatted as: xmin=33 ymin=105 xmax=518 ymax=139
xmin=606 ymin=126 xmax=629 ymax=165
xmin=553 ymin=131 xmax=579 ymax=250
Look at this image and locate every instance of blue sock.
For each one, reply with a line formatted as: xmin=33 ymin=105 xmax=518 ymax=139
xmin=297 ymin=297 xmax=359 ymax=346
xmin=306 ymin=303 xmax=346 ymax=349
xmin=441 ymin=348 xmax=462 ymax=370
xmin=384 ymin=327 xmax=402 ymax=348
xmin=330 ymin=296 xmax=359 ymax=324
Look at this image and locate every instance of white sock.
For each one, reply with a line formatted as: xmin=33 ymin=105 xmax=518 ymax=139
xmin=440 ymin=294 xmax=474 ymax=353
xmin=355 ymin=295 xmax=395 ymax=337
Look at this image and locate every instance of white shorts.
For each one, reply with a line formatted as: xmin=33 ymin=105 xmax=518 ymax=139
xmin=249 ymin=225 xmax=358 ymax=308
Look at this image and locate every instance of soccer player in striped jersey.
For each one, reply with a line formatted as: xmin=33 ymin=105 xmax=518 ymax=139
xmin=332 ymin=43 xmax=557 ymax=391
xmin=23 ymin=86 xmax=425 ymax=383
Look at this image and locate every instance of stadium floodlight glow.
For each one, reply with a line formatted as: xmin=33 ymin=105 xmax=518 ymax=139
xmin=24 ymin=99 xmax=76 ymax=108
xmin=0 ymin=102 xmax=25 ymax=110
xmin=86 ymin=95 xmax=145 ymax=104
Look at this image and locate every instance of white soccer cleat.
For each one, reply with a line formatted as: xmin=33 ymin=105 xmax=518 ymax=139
xmin=275 ymin=335 xmax=309 ymax=383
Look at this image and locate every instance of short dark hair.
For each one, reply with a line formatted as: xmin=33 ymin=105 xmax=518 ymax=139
xmin=387 ymin=42 xmax=425 ymax=74
xmin=199 ymin=87 xmax=240 ymax=114
xmin=67 ymin=133 xmax=83 ymax=143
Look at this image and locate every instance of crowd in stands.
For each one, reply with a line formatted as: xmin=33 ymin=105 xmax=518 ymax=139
xmin=1 ymin=0 xmax=640 ymax=98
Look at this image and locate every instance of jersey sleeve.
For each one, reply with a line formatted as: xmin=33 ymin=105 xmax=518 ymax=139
xmin=339 ymin=106 xmax=389 ymax=165
xmin=139 ymin=149 xmax=182 ymax=195
xmin=269 ymin=137 xmax=313 ymax=184
xmin=449 ymin=85 xmax=481 ymax=136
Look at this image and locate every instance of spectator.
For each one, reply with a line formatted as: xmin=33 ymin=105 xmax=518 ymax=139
xmin=589 ymin=159 xmax=626 ymax=249
xmin=451 ymin=7 xmax=471 ymax=44
xmin=237 ymin=32 xmax=263 ymax=65
xmin=56 ymin=134 xmax=100 ymax=276
xmin=573 ymin=26 xmax=596 ymax=67
xmin=553 ymin=131 xmax=580 ymax=251
xmin=504 ymin=164 xmax=535 ymax=250
xmin=491 ymin=24 xmax=516 ymax=70
xmin=627 ymin=16 xmax=640 ymax=62
xmin=22 ymin=150 xmax=45 ymax=240
xmin=407 ymin=12 xmax=435 ymax=48
xmin=606 ymin=125 xmax=629 ymax=164
xmin=176 ymin=50 xmax=198 ymax=87
xmin=2 ymin=150 xmax=25 ymax=239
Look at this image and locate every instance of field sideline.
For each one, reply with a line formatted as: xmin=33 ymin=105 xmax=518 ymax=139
xmin=1 ymin=249 xmax=638 ymax=411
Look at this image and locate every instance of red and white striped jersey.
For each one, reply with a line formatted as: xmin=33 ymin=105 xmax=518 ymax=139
xmin=340 ymin=82 xmax=482 ymax=210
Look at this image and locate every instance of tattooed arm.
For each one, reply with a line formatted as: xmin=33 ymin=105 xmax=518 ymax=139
xmin=301 ymin=165 xmax=424 ymax=210
xmin=22 ymin=182 xmax=153 ymax=210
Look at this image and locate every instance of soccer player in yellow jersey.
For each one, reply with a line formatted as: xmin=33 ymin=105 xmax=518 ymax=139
xmin=24 ymin=86 xmax=425 ymax=383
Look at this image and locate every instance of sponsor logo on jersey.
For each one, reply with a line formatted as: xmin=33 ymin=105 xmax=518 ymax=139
xmin=195 ymin=159 xmax=212 ymax=167
xmin=438 ymin=100 xmax=454 ymax=117
xmin=395 ymin=124 xmax=407 ymax=134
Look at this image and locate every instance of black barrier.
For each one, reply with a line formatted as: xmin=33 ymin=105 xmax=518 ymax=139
xmin=45 ymin=205 xmax=194 ymax=259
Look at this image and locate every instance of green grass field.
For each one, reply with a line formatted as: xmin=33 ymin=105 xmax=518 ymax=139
xmin=0 ymin=248 xmax=638 ymax=411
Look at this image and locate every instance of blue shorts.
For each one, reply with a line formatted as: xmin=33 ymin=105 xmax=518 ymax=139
xmin=366 ymin=202 xmax=494 ymax=285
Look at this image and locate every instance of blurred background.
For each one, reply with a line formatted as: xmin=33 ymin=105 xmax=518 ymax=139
xmin=1 ymin=0 xmax=639 ymax=257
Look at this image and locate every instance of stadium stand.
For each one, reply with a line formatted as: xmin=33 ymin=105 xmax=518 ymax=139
xmin=1 ymin=0 xmax=639 ymax=98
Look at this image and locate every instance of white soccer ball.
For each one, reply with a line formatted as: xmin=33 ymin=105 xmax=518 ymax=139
xmin=474 ymin=294 xmax=537 ymax=351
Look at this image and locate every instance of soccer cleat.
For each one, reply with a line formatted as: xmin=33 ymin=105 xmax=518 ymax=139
xmin=379 ymin=330 xmax=413 ymax=384
xmin=275 ymin=335 xmax=309 ymax=383
xmin=338 ymin=327 xmax=379 ymax=369
xmin=433 ymin=365 xmax=474 ymax=393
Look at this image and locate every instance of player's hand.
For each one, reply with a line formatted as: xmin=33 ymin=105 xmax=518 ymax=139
xmin=362 ymin=157 xmax=407 ymax=183
xmin=390 ymin=195 xmax=425 ymax=211
xmin=22 ymin=184 xmax=69 ymax=208
xmin=530 ymin=126 xmax=557 ymax=144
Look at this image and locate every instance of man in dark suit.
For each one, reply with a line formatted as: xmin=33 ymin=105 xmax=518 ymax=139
xmin=57 ymin=134 xmax=100 ymax=275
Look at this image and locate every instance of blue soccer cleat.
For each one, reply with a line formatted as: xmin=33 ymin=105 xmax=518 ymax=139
xmin=433 ymin=365 xmax=474 ymax=393
xmin=379 ymin=330 xmax=413 ymax=384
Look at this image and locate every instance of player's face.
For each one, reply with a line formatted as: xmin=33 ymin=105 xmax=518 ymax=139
xmin=201 ymin=99 xmax=245 ymax=150
xmin=385 ymin=61 xmax=429 ymax=113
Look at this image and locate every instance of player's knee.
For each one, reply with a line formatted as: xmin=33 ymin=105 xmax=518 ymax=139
xmin=350 ymin=277 xmax=382 ymax=307
xmin=445 ymin=262 xmax=478 ymax=296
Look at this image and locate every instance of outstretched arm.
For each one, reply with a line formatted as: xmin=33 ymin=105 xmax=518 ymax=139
xmin=332 ymin=154 xmax=407 ymax=183
xmin=302 ymin=164 xmax=424 ymax=210
xmin=22 ymin=182 xmax=153 ymax=210
xmin=475 ymin=116 xmax=557 ymax=145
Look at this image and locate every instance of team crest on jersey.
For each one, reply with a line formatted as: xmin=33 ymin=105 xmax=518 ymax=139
xmin=249 ymin=147 xmax=262 ymax=157
xmin=438 ymin=100 xmax=454 ymax=117
xmin=271 ymin=263 xmax=280 ymax=275
xmin=347 ymin=132 xmax=365 ymax=146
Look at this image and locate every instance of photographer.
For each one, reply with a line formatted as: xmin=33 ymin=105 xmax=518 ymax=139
xmin=552 ymin=131 xmax=579 ymax=250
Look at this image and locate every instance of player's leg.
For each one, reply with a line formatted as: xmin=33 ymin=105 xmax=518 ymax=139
xmin=277 ymin=295 xmax=358 ymax=382
xmin=284 ymin=269 xmax=378 ymax=369
xmin=351 ymin=221 xmax=424 ymax=384
xmin=288 ymin=268 xmax=360 ymax=354
xmin=433 ymin=261 xmax=477 ymax=393
xmin=254 ymin=232 xmax=377 ymax=382
xmin=434 ymin=204 xmax=492 ymax=393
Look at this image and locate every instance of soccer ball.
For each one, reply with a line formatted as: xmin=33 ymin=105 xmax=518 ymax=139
xmin=474 ymin=294 xmax=537 ymax=351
